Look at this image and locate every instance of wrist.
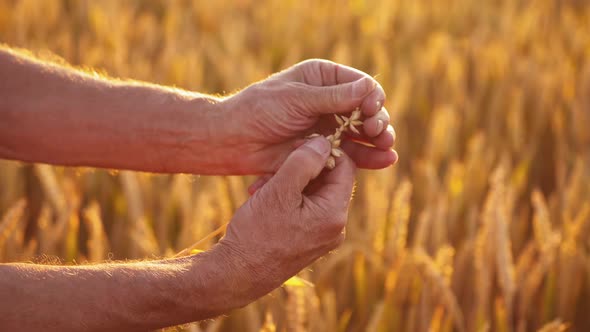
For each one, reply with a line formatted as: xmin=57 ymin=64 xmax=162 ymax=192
xmin=184 ymin=243 xmax=278 ymax=315
xmin=209 ymin=91 xmax=278 ymax=175
xmin=176 ymin=91 xmax=264 ymax=175
xmin=150 ymin=90 xmax=230 ymax=174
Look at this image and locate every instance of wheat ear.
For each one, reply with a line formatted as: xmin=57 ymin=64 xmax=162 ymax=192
xmin=308 ymin=108 xmax=363 ymax=169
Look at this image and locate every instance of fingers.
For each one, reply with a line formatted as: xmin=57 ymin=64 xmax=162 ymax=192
xmin=370 ymin=125 xmax=396 ymax=149
xmin=341 ymin=140 xmax=398 ymax=169
xmin=359 ymin=85 xmax=387 ymax=117
xmin=303 ymin=77 xmax=375 ymax=115
xmin=307 ymin=153 xmax=357 ymax=211
xmin=283 ymin=59 xmax=386 ymax=117
xmin=285 ymin=59 xmax=368 ymax=86
xmin=342 ymin=106 xmax=395 ymax=149
xmin=363 ymin=107 xmax=391 ymax=138
xmin=325 ymin=104 xmax=394 ymax=153
xmin=250 ymin=121 xmax=395 ymax=196
xmin=264 ymin=137 xmax=331 ymax=202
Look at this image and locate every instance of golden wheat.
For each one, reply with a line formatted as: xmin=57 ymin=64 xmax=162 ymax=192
xmin=0 ymin=0 xmax=589 ymax=331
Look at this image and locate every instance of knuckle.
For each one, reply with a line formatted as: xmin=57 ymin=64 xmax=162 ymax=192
xmin=303 ymin=59 xmax=319 ymax=67
xmin=298 ymin=58 xmax=316 ymax=67
xmin=299 ymin=58 xmax=328 ymax=68
xmin=294 ymin=59 xmax=322 ymax=79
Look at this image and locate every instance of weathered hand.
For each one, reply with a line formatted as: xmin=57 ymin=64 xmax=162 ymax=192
xmin=216 ymin=137 xmax=356 ymax=301
xmin=220 ymin=59 xmax=397 ymax=174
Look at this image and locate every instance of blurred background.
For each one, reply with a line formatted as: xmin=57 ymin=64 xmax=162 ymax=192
xmin=0 ymin=0 xmax=589 ymax=331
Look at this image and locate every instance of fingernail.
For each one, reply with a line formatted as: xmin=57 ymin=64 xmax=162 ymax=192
xmin=306 ymin=137 xmax=330 ymax=155
xmin=376 ymin=120 xmax=384 ymax=133
xmin=376 ymin=100 xmax=382 ymax=110
xmin=352 ymin=77 xmax=375 ymax=98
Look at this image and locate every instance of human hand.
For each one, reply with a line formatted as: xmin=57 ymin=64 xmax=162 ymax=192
xmin=219 ymin=59 xmax=397 ymax=174
xmin=214 ymin=136 xmax=355 ymax=302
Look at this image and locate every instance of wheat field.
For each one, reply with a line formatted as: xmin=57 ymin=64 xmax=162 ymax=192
xmin=1 ymin=0 xmax=589 ymax=331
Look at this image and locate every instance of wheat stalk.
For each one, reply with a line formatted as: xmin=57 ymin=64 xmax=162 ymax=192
xmin=34 ymin=164 xmax=67 ymax=213
xmin=308 ymin=108 xmax=363 ymax=169
xmin=260 ymin=311 xmax=277 ymax=332
xmin=0 ymin=199 xmax=27 ymax=260
xmin=174 ymin=222 xmax=228 ymax=257
xmin=0 ymin=199 xmax=26 ymax=248
xmin=285 ymin=284 xmax=306 ymax=332
xmin=387 ymin=179 xmax=412 ymax=261
xmin=82 ymin=201 xmax=108 ymax=262
xmin=412 ymin=248 xmax=466 ymax=332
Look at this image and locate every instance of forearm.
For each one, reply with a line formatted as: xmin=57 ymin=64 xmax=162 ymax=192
xmin=0 ymin=247 xmax=252 ymax=331
xmin=0 ymin=47 xmax=236 ymax=174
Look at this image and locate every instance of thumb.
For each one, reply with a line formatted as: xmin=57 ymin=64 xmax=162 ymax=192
xmin=264 ymin=137 xmax=331 ymax=202
xmin=305 ymin=77 xmax=375 ymax=115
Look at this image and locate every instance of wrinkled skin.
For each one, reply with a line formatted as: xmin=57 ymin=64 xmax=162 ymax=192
xmin=0 ymin=50 xmax=398 ymax=331
xmin=219 ymin=59 xmax=397 ymax=174
xmin=218 ymin=137 xmax=356 ymax=299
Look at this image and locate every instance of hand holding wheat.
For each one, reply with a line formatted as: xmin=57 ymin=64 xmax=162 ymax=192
xmin=219 ymin=59 xmax=397 ymax=174
xmin=212 ymin=137 xmax=356 ymax=301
